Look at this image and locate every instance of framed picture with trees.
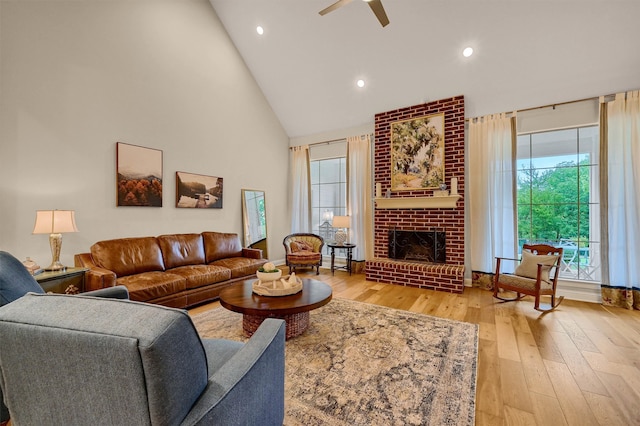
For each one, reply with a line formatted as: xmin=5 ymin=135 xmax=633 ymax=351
xmin=390 ymin=113 xmax=445 ymax=191
xmin=175 ymin=171 xmax=223 ymax=208
xmin=116 ymin=142 xmax=163 ymax=207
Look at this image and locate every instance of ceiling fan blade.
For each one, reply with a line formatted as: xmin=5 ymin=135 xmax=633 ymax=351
xmin=367 ymin=0 xmax=389 ymax=27
xmin=319 ymin=0 xmax=354 ymax=16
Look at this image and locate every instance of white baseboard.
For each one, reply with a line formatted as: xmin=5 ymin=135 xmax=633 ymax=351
xmin=557 ymin=279 xmax=602 ymax=304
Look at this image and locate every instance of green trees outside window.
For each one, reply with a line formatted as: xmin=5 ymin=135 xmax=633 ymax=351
xmin=517 ymin=127 xmax=600 ymax=281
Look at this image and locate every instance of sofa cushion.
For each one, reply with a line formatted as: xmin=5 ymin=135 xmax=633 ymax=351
xmin=210 ymin=257 xmax=267 ymax=279
xmin=157 ymin=234 xmax=206 ymax=270
xmin=91 ymin=237 xmax=165 ymax=277
xmin=168 ymin=265 xmax=231 ymax=289
xmin=202 ymin=232 xmax=243 ymax=263
xmin=116 ymin=271 xmax=186 ymax=302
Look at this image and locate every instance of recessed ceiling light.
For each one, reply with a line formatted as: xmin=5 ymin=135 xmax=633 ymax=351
xmin=357 ymin=79 xmax=365 ymax=88
xmin=462 ymin=47 xmax=473 ymax=57
xmin=256 ymin=26 xmax=264 ymax=35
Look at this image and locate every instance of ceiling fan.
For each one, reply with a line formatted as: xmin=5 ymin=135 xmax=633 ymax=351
xmin=319 ymin=0 xmax=390 ymax=28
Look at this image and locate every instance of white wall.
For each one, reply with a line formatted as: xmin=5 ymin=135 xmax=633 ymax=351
xmin=0 ymin=0 xmax=290 ymax=267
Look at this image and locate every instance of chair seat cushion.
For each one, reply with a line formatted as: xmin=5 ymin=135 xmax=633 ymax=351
xmin=287 ymin=251 xmax=321 ymax=265
xmin=499 ymin=273 xmax=553 ymax=291
xmin=515 ymin=250 xmax=558 ymax=283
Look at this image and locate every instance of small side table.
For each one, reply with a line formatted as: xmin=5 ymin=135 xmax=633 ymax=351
xmin=35 ymin=267 xmax=88 ymax=294
xmin=327 ymin=243 xmax=356 ymax=276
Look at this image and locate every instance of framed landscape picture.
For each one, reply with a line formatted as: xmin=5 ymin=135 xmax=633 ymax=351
xmin=176 ymin=172 xmax=223 ymax=208
xmin=116 ymin=142 xmax=163 ymax=207
xmin=390 ymin=113 xmax=445 ymax=191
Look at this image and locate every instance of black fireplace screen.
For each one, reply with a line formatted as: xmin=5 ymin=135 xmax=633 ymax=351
xmin=388 ymin=229 xmax=446 ymax=263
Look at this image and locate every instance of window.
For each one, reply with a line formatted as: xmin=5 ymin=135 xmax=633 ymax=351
xmin=310 ymin=157 xmax=346 ymax=255
xmin=516 ymin=126 xmax=601 ymax=282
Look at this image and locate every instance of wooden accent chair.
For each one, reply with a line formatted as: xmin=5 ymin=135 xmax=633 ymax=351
xmin=283 ymin=233 xmax=324 ymax=275
xmin=493 ymin=244 xmax=564 ymax=312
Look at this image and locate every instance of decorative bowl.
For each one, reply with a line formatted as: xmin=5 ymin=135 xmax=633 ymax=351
xmin=253 ymin=275 xmax=303 ymax=297
xmin=256 ymin=269 xmax=282 ymax=282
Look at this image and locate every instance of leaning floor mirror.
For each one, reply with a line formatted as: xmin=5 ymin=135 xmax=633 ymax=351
xmin=241 ymin=189 xmax=268 ymax=258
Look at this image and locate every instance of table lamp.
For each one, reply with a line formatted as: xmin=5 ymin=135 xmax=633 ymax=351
xmin=32 ymin=210 xmax=78 ymax=271
xmin=332 ymin=216 xmax=350 ymax=245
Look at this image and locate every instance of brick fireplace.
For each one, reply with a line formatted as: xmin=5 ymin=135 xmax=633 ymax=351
xmin=365 ymin=95 xmax=465 ymax=293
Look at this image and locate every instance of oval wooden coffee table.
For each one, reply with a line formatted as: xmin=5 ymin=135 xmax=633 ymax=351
xmin=219 ymin=278 xmax=332 ymax=340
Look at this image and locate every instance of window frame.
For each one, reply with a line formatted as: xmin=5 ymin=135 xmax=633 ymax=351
xmin=310 ymin=156 xmax=347 ymax=256
xmin=516 ymin=125 xmax=601 ymax=283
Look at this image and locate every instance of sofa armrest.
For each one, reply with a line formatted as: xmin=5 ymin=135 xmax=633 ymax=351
xmin=74 ymin=252 xmax=95 ymax=268
xmin=181 ymin=319 xmax=285 ymax=426
xmin=242 ymin=247 xmax=263 ymax=259
xmin=75 ymin=253 xmax=117 ymax=291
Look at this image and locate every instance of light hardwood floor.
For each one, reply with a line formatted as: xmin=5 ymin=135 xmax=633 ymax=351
xmin=189 ymin=268 xmax=640 ymax=426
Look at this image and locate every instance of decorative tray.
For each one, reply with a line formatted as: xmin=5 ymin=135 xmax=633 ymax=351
xmin=252 ymin=275 xmax=303 ymax=297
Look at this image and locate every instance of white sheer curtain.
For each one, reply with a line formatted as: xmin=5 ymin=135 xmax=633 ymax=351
xmin=347 ymin=134 xmax=373 ymax=261
xmin=468 ymin=113 xmax=517 ymax=273
xmin=290 ymin=145 xmax=311 ymax=233
xmin=605 ymin=91 xmax=640 ymax=306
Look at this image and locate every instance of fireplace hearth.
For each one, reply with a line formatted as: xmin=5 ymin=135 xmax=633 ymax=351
xmin=388 ymin=229 xmax=446 ymax=264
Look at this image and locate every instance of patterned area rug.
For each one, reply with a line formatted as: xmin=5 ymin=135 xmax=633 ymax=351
xmin=193 ymin=298 xmax=478 ymax=426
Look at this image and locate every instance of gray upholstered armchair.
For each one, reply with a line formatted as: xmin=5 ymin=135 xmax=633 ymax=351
xmin=0 ymin=250 xmax=129 ymax=424
xmin=0 ymin=293 xmax=286 ymax=425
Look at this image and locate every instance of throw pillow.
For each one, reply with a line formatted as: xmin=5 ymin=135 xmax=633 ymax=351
xmin=291 ymin=241 xmax=313 ymax=253
xmin=298 ymin=241 xmax=313 ymax=251
xmin=515 ymin=250 xmax=559 ymax=283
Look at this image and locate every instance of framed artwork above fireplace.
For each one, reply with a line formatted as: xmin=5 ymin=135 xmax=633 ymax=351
xmin=390 ymin=112 xmax=445 ymax=191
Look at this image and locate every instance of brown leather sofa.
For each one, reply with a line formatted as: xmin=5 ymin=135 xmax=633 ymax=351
xmin=75 ymin=232 xmax=267 ymax=308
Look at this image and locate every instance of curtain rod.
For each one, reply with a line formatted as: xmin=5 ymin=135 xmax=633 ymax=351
xmin=308 ymin=138 xmax=346 ymax=147
xmin=290 ymin=134 xmax=372 ymax=149
xmin=466 ymin=92 xmax=618 ymax=122
xmin=289 ymin=138 xmax=345 ymax=150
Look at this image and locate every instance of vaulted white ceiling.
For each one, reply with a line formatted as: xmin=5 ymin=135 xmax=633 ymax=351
xmin=209 ymin=0 xmax=640 ymax=138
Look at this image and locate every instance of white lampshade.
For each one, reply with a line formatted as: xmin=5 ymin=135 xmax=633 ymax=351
xmin=33 ymin=210 xmax=78 ymax=234
xmin=32 ymin=210 xmax=78 ymax=271
xmin=331 ymin=216 xmax=350 ymax=229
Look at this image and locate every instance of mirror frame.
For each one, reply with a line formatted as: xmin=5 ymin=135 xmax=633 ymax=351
xmin=241 ymin=189 xmax=268 ymax=258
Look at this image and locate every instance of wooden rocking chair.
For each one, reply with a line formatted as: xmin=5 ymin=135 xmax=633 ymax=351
xmin=493 ymin=244 xmax=564 ymax=312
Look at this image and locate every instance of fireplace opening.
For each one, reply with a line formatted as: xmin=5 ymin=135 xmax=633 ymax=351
xmin=388 ymin=229 xmax=446 ymax=263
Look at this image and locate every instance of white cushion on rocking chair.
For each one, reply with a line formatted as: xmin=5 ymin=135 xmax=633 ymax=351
xmin=515 ymin=250 xmax=558 ymax=283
